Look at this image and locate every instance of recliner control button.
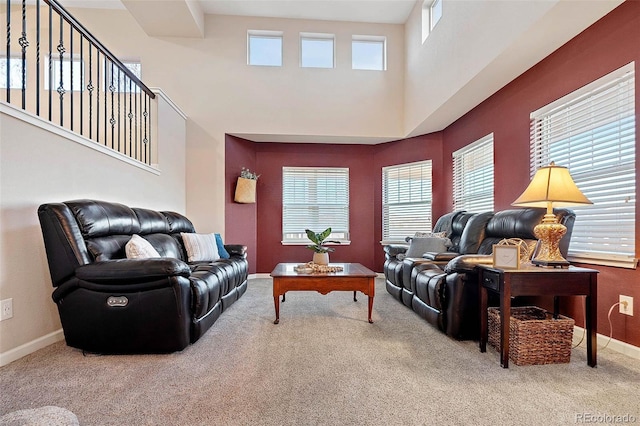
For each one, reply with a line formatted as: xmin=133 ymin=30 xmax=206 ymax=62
xmin=107 ymin=296 xmax=128 ymax=307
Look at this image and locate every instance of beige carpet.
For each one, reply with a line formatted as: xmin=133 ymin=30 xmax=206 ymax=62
xmin=1 ymin=278 xmax=639 ymax=426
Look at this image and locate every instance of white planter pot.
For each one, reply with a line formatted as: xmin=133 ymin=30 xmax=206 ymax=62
xmin=313 ymin=252 xmax=329 ymax=265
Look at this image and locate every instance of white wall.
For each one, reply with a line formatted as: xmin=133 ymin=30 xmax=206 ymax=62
xmin=403 ymin=0 xmax=623 ymax=137
xmin=0 ymin=91 xmax=186 ymax=364
xmin=66 ymin=9 xmax=405 ymax=233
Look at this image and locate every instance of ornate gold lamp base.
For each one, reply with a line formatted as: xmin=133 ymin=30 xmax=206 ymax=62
xmin=532 ymin=213 xmax=569 ymax=268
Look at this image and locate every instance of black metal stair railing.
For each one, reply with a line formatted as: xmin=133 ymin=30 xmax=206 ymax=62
xmin=2 ymin=0 xmax=156 ymax=165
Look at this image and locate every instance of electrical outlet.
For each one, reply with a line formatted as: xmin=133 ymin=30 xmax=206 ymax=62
xmin=619 ymin=295 xmax=633 ymax=316
xmin=1 ymin=298 xmax=13 ymax=321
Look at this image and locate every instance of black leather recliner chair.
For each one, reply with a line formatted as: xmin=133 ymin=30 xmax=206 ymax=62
xmin=411 ymin=208 xmax=575 ymax=340
xmin=38 ymin=199 xmax=248 ymax=354
xmin=383 ymin=210 xmax=477 ymax=304
xmin=400 ymin=211 xmax=482 ymax=307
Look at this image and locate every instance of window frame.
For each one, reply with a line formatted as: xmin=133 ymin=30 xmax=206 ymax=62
xmin=282 ymin=166 xmax=350 ymax=245
xmin=247 ymin=30 xmax=283 ymax=67
xmin=299 ymin=32 xmax=335 ymax=69
xmin=381 ymin=160 xmax=433 ymax=244
xmin=430 ymin=0 xmax=443 ymax=30
xmin=529 ymin=62 xmax=636 ymax=268
xmin=452 ymin=134 xmax=495 ymax=213
xmin=421 ymin=1 xmax=430 ymax=43
xmin=352 ymin=35 xmax=386 ymax=71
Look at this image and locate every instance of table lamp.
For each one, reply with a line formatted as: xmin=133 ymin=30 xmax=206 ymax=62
xmin=512 ymin=162 xmax=592 ymax=267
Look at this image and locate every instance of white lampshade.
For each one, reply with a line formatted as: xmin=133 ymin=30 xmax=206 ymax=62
xmin=511 ymin=162 xmax=592 ymax=267
xmin=512 ymin=162 xmax=592 ymax=208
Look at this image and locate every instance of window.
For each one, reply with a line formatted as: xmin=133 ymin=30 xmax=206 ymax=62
xmin=431 ymin=0 xmax=443 ymax=30
xmin=352 ymin=36 xmax=386 ymax=71
xmin=421 ymin=1 xmax=430 ymax=43
xmin=248 ymin=31 xmax=283 ymax=67
xmin=422 ymin=0 xmax=442 ymax=42
xmin=453 ymin=134 xmax=494 ymax=213
xmin=530 ymin=63 xmax=636 ymax=268
xmin=45 ymin=56 xmax=84 ymax=92
xmin=382 ymin=160 xmax=433 ymax=243
xmin=0 ymin=56 xmax=25 ymax=89
xmin=105 ymin=60 xmax=141 ymax=93
xmin=300 ymin=33 xmax=334 ymax=69
xmin=282 ymin=167 xmax=349 ymax=244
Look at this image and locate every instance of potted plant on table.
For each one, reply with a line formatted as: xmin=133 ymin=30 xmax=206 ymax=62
xmin=305 ymin=227 xmax=341 ymax=265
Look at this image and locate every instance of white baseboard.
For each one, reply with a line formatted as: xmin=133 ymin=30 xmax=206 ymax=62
xmin=573 ymin=325 xmax=640 ymax=360
xmin=0 ymin=329 xmax=64 ymax=367
xmin=250 ymin=273 xmax=272 ymax=279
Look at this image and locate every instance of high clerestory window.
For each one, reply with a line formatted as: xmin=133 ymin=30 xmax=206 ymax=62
xmin=529 ymin=62 xmax=636 ymax=268
xmin=382 ymin=160 xmax=433 ymax=243
xmin=352 ymin=36 xmax=386 ymax=71
xmin=452 ymin=134 xmax=494 ymax=213
xmin=422 ymin=0 xmax=443 ymax=43
xmin=248 ymin=30 xmax=283 ymax=67
xmin=300 ymin=33 xmax=335 ymax=69
xmin=282 ymin=167 xmax=350 ymax=245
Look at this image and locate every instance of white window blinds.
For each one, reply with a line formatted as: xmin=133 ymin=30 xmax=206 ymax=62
xmin=282 ymin=167 xmax=349 ymax=244
xmin=382 ymin=160 xmax=433 ymax=242
xmin=452 ymin=134 xmax=494 ymax=213
xmin=530 ymin=63 xmax=636 ymax=267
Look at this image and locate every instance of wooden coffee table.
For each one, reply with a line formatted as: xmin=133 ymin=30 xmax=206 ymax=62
xmin=270 ymin=263 xmax=376 ymax=324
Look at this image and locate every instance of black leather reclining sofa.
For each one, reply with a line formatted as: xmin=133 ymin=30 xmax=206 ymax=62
xmin=384 ymin=207 xmax=575 ymax=340
xmin=38 ymin=199 xmax=248 ymax=354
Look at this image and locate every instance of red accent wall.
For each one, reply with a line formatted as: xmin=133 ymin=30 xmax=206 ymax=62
xmin=442 ymin=0 xmax=640 ymax=347
xmin=253 ymin=143 xmax=378 ymax=272
xmin=225 ymin=135 xmax=258 ymax=273
xmin=226 ymin=1 xmax=640 ymax=347
xmin=372 ymin=134 xmax=446 ymax=268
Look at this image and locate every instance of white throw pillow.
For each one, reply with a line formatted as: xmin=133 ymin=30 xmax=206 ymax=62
xmin=181 ymin=232 xmax=220 ymax=262
xmin=125 ymin=234 xmax=161 ymax=259
xmin=405 ymin=237 xmax=450 ymax=258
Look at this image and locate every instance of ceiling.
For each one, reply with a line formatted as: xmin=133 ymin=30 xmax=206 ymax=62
xmin=58 ymin=0 xmax=418 ymax=25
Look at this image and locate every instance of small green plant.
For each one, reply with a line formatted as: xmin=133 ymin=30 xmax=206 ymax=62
xmin=240 ymin=167 xmax=260 ymax=180
xmin=305 ymin=228 xmax=341 ymax=253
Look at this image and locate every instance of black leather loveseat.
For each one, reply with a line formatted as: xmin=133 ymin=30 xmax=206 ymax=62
xmin=38 ymin=199 xmax=248 ymax=354
xmin=384 ymin=207 xmax=575 ymax=340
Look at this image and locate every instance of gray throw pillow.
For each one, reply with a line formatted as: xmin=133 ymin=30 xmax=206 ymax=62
xmin=405 ymin=237 xmax=450 ymax=258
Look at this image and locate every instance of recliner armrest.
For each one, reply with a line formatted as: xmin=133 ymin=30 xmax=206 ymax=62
xmin=225 ymin=244 xmax=247 ymax=257
xmin=76 ymin=258 xmax=191 ymax=282
xmin=423 ymin=251 xmax=459 ymax=262
xmin=383 ymin=244 xmax=409 ymax=258
xmin=444 ymin=254 xmax=493 ymax=274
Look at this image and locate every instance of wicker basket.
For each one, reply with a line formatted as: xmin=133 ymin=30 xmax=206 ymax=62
xmin=488 ymin=306 xmax=574 ymax=366
xmin=234 ymin=177 xmax=257 ymax=203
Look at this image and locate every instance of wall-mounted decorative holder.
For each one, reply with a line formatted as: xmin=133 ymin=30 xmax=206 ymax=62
xmin=234 ymin=167 xmax=259 ymax=204
xmin=234 ymin=177 xmax=257 ymax=203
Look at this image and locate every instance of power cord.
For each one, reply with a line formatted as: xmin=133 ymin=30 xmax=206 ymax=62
xmin=573 ymin=300 xmax=627 ymax=350
xmin=603 ymin=301 xmax=626 ymax=350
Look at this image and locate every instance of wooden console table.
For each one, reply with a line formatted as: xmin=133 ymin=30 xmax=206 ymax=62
xmin=270 ymin=263 xmax=376 ymax=324
xmin=478 ymin=264 xmax=598 ymax=368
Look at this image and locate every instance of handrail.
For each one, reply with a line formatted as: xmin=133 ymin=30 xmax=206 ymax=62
xmin=2 ymin=0 xmax=156 ymax=165
xmin=44 ymin=0 xmax=154 ymax=99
